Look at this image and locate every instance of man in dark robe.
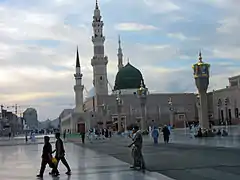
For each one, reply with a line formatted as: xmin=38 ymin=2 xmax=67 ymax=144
xmin=51 ymin=132 xmax=71 ymax=175
xmin=81 ymin=131 xmax=85 ymax=144
xmin=162 ymin=125 xmax=170 ymax=143
xmin=36 ymin=136 xmax=59 ymax=178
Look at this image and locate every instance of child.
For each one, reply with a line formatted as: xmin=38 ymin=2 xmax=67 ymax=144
xmin=36 ymin=136 xmax=59 ymax=178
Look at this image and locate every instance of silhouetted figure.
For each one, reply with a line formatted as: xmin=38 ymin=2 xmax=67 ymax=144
xmin=109 ymin=129 xmax=112 ymax=138
xmin=36 ymin=136 xmax=59 ymax=178
xmin=195 ymin=128 xmax=203 ymax=138
xmin=105 ymin=129 xmax=109 ymax=138
xmin=81 ymin=132 xmax=85 ymax=144
xmin=216 ymin=129 xmax=221 ymax=136
xmin=51 ymin=132 xmax=71 ymax=175
xmin=63 ymin=130 xmax=66 ymax=141
xmin=162 ymin=125 xmax=170 ymax=143
xmin=25 ymin=132 xmax=28 ymax=142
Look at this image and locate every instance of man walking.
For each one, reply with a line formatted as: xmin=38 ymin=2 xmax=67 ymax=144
xmin=81 ymin=131 xmax=85 ymax=144
xmin=51 ymin=132 xmax=71 ymax=175
xmin=128 ymin=126 xmax=146 ymax=171
xmin=37 ymin=136 xmax=59 ymax=178
xmin=151 ymin=126 xmax=159 ymax=144
xmin=162 ymin=125 xmax=170 ymax=143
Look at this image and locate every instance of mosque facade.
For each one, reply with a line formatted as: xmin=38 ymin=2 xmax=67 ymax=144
xmin=60 ymin=1 xmax=240 ymax=133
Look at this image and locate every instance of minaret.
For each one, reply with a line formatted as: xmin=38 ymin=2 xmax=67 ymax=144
xmin=74 ymin=47 xmax=84 ymax=112
xmin=117 ymin=35 xmax=123 ymax=71
xmin=91 ymin=0 xmax=108 ymax=95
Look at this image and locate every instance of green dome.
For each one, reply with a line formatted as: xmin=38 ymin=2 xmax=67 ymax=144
xmin=114 ymin=63 xmax=145 ymax=90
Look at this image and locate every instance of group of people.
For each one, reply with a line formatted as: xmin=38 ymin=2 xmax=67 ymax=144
xmin=24 ymin=131 xmax=36 ymax=142
xmin=36 ymin=132 xmax=71 ymax=178
xmin=127 ymin=125 xmax=171 ymax=172
xmin=151 ymin=125 xmax=171 ymax=144
xmin=87 ymin=128 xmax=112 ymax=142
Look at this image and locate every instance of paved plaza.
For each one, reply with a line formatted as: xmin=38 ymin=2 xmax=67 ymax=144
xmin=0 ymin=141 xmax=173 ymax=180
xmin=168 ymin=125 xmax=240 ymax=148
xmin=1 ymin=126 xmax=240 ymax=180
xmin=0 ymin=134 xmax=55 ymax=146
xmin=70 ymin=126 xmax=240 ymax=180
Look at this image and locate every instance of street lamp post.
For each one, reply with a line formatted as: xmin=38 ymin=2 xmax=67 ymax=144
xmin=184 ymin=107 xmax=189 ymax=135
xmin=137 ymin=82 xmax=148 ymax=131
xmin=168 ymin=97 xmax=174 ymax=127
xmin=116 ymin=91 xmax=123 ymax=132
xmin=217 ymin=99 xmax=222 ymax=125
xmin=196 ymin=94 xmax=201 ymax=125
xmin=224 ymin=98 xmax=229 ymax=127
xmin=100 ymin=104 xmax=108 ymax=129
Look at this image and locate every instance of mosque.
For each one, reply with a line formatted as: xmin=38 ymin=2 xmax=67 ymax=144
xmin=60 ymin=1 xmax=240 ymax=133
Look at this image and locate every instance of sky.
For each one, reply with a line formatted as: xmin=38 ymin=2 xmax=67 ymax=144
xmin=0 ymin=0 xmax=240 ymax=121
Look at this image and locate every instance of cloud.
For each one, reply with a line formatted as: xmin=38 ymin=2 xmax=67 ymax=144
xmin=114 ymin=23 xmax=158 ymax=31
xmin=167 ymin=33 xmax=199 ymax=41
xmin=212 ymin=46 xmax=240 ymax=59
xmin=217 ymin=17 xmax=240 ymax=34
xmin=0 ymin=92 xmax=64 ymax=103
xmin=0 ymin=0 xmax=239 ymax=121
xmin=143 ymin=0 xmax=180 ymax=14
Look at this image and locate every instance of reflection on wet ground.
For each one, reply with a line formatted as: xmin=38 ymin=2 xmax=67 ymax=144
xmin=0 ymin=143 xmax=173 ymax=180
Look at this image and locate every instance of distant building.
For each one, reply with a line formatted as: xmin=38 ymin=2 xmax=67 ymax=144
xmin=38 ymin=118 xmax=60 ymax=130
xmin=23 ymin=108 xmax=38 ymax=130
xmin=210 ymin=75 xmax=240 ymax=126
xmin=0 ymin=110 xmax=23 ymax=135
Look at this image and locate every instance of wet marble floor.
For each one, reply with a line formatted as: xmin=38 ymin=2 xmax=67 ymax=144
xmin=0 ymin=143 xmax=174 ymax=180
xmin=141 ymin=125 xmax=240 ymax=148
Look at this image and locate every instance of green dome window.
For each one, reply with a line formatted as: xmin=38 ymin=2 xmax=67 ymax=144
xmin=114 ymin=62 xmax=145 ymax=90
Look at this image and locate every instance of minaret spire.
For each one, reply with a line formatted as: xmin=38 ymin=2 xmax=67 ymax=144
xmin=117 ymin=35 xmax=123 ymax=71
xmin=95 ymin=0 xmax=99 ymax=9
xmin=198 ymin=50 xmax=203 ymax=63
xmin=96 ymin=0 xmax=99 ymax=9
xmin=118 ymin=35 xmax=121 ymax=49
xmin=76 ymin=46 xmax=80 ymax=67
xmin=74 ymin=46 xmax=84 ymax=112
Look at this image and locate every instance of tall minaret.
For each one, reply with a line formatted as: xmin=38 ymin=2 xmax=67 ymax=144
xmin=74 ymin=47 xmax=84 ymax=112
xmin=91 ymin=0 xmax=108 ymax=95
xmin=117 ymin=35 xmax=123 ymax=71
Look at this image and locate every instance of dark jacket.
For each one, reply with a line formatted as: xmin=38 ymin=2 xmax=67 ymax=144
xmin=42 ymin=142 xmax=53 ymax=160
xmin=162 ymin=127 xmax=170 ymax=137
xmin=55 ymin=138 xmax=65 ymax=158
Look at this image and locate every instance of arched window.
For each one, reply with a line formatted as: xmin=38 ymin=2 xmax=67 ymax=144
xmin=100 ymin=76 xmax=103 ymax=80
